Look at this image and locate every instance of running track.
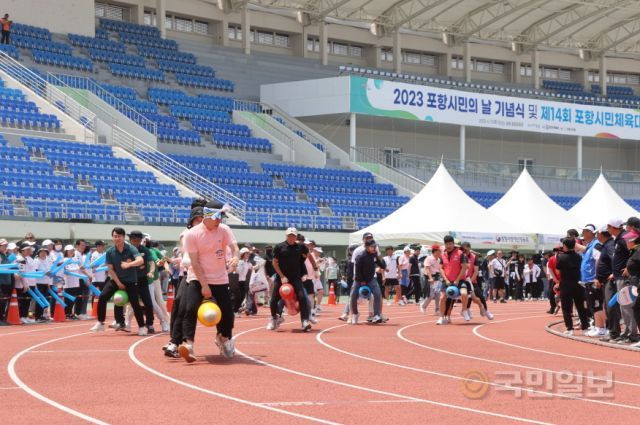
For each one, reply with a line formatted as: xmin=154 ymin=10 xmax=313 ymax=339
xmin=1 ymin=302 xmax=635 ymax=424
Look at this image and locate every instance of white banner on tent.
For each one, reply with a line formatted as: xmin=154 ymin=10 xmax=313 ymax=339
xmin=450 ymin=232 xmax=537 ymax=247
xmin=350 ymin=76 xmax=640 ymax=140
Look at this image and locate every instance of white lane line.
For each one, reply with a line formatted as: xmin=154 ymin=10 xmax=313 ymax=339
xmin=473 ymin=315 xmax=640 ymax=369
xmin=0 ymin=323 xmax=88 ymax=338
xmin=7 ymin=331 xmax=110 ymax=425
xmin=234 ymin=321 xmax=554 ymax=425
xmin=316 ymin=319 xmax=640 ymax=412
xmin=128 ymin=333 xmax=342 ymax=425
xmin=259 ymin=399 xmax=422 ymax=407
xmin=398 ymin=319 xmax=640 ymax=388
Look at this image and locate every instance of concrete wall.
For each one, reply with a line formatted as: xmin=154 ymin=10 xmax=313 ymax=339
xmin=261 ymin=77 xmax=351 ymax=117
xmin=4 ymin=0 xmax=94 ymax=36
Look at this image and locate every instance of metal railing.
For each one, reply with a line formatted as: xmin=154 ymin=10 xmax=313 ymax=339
xmin=111 ymin=125 xmax=247 ymax=221
xmin=266 ymin=105 xmax=328 ymax=154
xmin=0 ymin=51 xmax=96 ymax=143
xmin=233 ymin=100 xmax=296 ymax=153
xmin=51 ymin=73 xmax=157 ymax=135
xmin=351 ymin=147 xmax=426 ymax=194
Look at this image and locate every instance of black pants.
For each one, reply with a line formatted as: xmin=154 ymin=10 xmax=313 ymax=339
xmin=169 ymin=274 xmax=188 ymax=345
xmin=269 ymin=277 xmax=310 ymax=321
xmin=515 ymin=280 xmax=524 ymax=300
xmin=1 ymin=31 xmax=9 ymax=44
xmin=35 ymin=284 xmax=52 ymax=319
xmin=467 ymin=283 xmax=488 ymax=310
xmin=560 ymin=282 xmax=590 ymax=331
xmin=233 ymin=280 xmax=248 ymax=313
xmin=135 ymin=278 xmax=155 ymax=327
xmin=174 ymin=280 xmax=234 ymax=342
xmin=97 ymin=280 xmax=145 ymax=327
xmin=409 ymin=275 xmax=421 ymax=303
xmin=603 ymin=280 xmax=621 ymax=338
xmin=78 ymin=281 xmax=90 ymax=315
xmin=633 ymin=292 xmax=640 ymax=336
xmin=0 ymin=283 xmax=14 ymax=321
xmin=64 ymin=287 xmax=81 ymax=316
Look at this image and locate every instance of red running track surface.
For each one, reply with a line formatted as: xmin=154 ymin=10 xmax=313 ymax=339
xmin=0 ymin=301 xmax=636 ymax=425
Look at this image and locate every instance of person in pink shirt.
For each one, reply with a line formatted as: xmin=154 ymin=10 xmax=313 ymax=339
xmin=176 ymin=201 xmax=239 ymax=363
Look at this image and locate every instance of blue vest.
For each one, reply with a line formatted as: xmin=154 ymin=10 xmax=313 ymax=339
xmin=580 ymin=239 xmax=597 ymax=282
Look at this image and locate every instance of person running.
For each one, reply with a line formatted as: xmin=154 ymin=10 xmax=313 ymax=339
xmin=176 ymin=202 xmax=239 ymax=363
xmin=350 ymin=239 xmax=385 ymax=324
xmin=90 ymin=227 xmax=147 ymax=335
xmin=123 ymin=231 xmax=158 ymax=333
xmin=407 ymin=247 xmax=422 ymax=305
xmin=555 ymin=237 xmax=590 ymax=335
xmin=419 ymin=244 xmax=443 ymax=314
xmin=267 ymin=227 xmax=315 ymax=332
xmin=438 ymin=236 xmax=469 ymax=325
xmin=398 ymin=246 xmax=411 ymax=305
xmin=147 ymin=240 xmax=170 ymax=332
xmin=461 ymin=242 xmax=493 ymax=320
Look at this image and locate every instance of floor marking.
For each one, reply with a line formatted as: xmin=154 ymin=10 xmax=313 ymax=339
xmin=128 ymin=333 xmax=342 ymax=425
xmin=398 ymin=319 xmax=640 ymax=388
xmin=7 ymin=331 xmax=110 ymax=425
xmin=473 ymin=315 xmax=640 ymax=369
xmin=29 ymin=349 xmax=129 ymax=353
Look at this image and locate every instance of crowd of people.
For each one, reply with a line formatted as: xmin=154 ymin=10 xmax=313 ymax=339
xmin=2 ymin=201 xmax=639 ymax=363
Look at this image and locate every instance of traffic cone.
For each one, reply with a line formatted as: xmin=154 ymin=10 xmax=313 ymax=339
xmin=6 ymin=289 xmax=21 ymax=325
xmin=327 ymin=283 xmax=336 ymax=305
xmin=53 ymin=287 xmax=66 ymax=322
xmin=91 ymin=296 xmax=99 ymax=319
xmin=394 ymin=287 xmax=401 ymax=304
xmin=166 ymin=283 xmax=174 ymax=312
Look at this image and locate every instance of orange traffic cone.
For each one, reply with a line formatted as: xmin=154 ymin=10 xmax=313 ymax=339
xmin=53 ymin=287 xmax=66 ymax=322
xmin=394 ymin=287 xmax=401 ymax=304
xmin=91 ymin=296 xmax=99 ymax=319
xmin=327 ymin=283 xmax=336 ymax=305
xmin=6 ymin=289 xmax=21 ymax=325
xmin=166 ymin=284 xmax=174 ymax=312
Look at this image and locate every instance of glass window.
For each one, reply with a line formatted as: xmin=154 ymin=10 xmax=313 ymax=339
xmin=165 ymin=16 xmax=173 ymax=30
xmin=257 ymin=31 xmax=274 ymax=45
xmin=543 ymin=68 xmax=558 ymax=79
xmin=493 ymin=62 xmax=504 ymax=74
xmin=332 ymin=43 xmax=348 ymax=56
xmin=628 ymin=74 xmax=639 ymax=85
xmin=404 ymin=52 xmax=421 ymax=64
xmin=380 ymin=49 xmax=392 ymax=62
xmin=421 ymin=54 xmax=435 ymax=66
xmin=475 ymin=60 xmax=491 ymax=72
xmin=275 ymin=33 xmax=289 ymax=48
xmin=95 ymin=3 xmax=105 ymax=17
xmin=349 ymin=45 xmax=362 ymax=57
xmin=194 ymin=21 xmax=209 ymax=35
xmin=558 ymin=69 xmax=571 ymax=80
xmin=520 ymin=64 xmax=532 ymax=77
xmin=175 ymin=17 xmax=193 ymax=33
xmin=144 ymin=12 xmax=153 ymax=26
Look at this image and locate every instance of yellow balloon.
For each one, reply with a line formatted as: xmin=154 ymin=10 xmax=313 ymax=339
xmin=198 ymin=301 xmax=221 ymax=327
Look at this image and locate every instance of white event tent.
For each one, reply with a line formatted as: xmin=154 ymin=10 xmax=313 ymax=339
xmin=569 ymin=174 xmax=639 ymax=228
xmin=489 ymin=168 xmax=580 ymax=237
xmin=349 ymin=163 xmax=533 ymax=248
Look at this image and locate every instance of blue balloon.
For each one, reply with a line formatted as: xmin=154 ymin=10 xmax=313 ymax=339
xmin=8 ymin=253 xmax=16 ymax=262
xmin=340 ymin=280 xmax=348 ymax=289
xmin=359 ymin=285 xmax=371 ymax=299
xmin=446 ymin=285 xmax=460 ymax=299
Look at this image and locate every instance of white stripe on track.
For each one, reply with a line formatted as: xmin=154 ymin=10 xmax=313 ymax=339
xmin=315 ymin=316 xmax=640 ymax=412
xmin=234 ymin=317 xmax=554 ymax=425
xmin=7 ymin=331 xmax=110 ymax=425
xmin=398 ymin=319 xmax=640 ymax=388
xmin=128 ymin=334 xmax=342 ymax=425
xmin=473 ymin=315 xmax=640 ymax=368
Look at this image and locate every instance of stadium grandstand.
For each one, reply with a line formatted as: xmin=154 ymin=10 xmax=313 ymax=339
xmin=0 ymin=0 xmax=639 ymax=249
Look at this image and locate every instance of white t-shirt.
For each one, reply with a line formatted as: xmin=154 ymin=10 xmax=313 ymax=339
xmin=398 ymin=254 xmax=410 ymax=271
xmin=23 ymin=256 xmax=38 ymax=287
xmin=490 ymin=258 xmax=505 ymax=276
xmin=90 ymin=250 xmax=107 ymax=282
xmin=383 ymin=254 xmax=399 ymax=279
xmin=64 ymin=261 xmax=81 ymax=288
xmin=237 ymin=259 xmax=251 ymax=281
xmin=523 ymin=264 xmax=541 ymax=283
xmin=424 ymin=255 xmax=442 ymax=277
xmin=35 ymin=256 xmax=53 ymax=285
xmin=304 ymin=257 xmax=315 ymax=280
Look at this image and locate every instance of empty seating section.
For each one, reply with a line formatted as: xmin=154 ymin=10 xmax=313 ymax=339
xmin=307 ymin=192 xmax=409 ymax=208
xmin=95 ymin=28 xmax=109 ymax=40
xmin=68 ymin=33 xmax=126 ymax=52
xmin=108 ymin=63 xmax=165 ymax=81
xmin=13 ymin=35 xmax=72 ymax=55
xmin=175 ymin=73 xmax=234 ymax=91
xmin=0 ymin=80 xmax=61 ymax=131
xmin=213 ymin=134 xmax=271 ymax=152
xmin=592 ymin=85 xmax=634 ymax=96
xmin=99 ymin=18 xmax=160 ymax=37
xmin=119 ymin=32 xmax=178 ymax=50
xmin=31 ymin=50 xmax=93 ymax=72
xmin=101 ymin=83 xmax=137 ymax=100
xmin=192 ymin=120 xmax=249 ymax=135
xmin=156 ymin=60 xmax=215 ymax=77
xmin=145 ymin=113 xmax=179 ymax=128
xmin=12 ymin=23 xmax=51 ymax=40
xmin=136 ymin=46 xmax=196 ymax=63
xmin=262 ymin=163 xmax=375 ymax=183
xmin=87 ymin=48 xmax=146 ymax=67
xmin=0 ymin=44 xmax=19 ymax=59
xmin=157 ymin=127 xmax=201 ymax=145
xmin=148 ymin=88 xmax=233 ymax=111
xmin=169 ymin=106 xmax=230 ymax=121
xmin=126 ymin=99 xmax=157 ymax=115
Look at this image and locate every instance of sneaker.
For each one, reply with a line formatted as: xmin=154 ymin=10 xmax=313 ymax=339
xmin=162 ymin=342 xmax=176 ymax=352
xmin=276 ymin=316 xmax=284 ymax=327
xmin=616 ymin=337 xmax=631 ymax=345
xmin=108 ymin=320 xmax=118 ymax=329
xmin=563 ymin=330 xmax=574 ymax=336
xmin=485 ymin=310 xmax=494 ymax=320
xmin=301 ymin=320 xmax=312 ymax=332
xmin=115 ymin=323 xmax=128 ymax=332
xmin=161 ymin=322 xmax=170 ymax=333
xmin=436 ymin=317 xmax=446 ymax=325
xmin=387 ymin=301 xmax=392 ymax=306
xmin=147 ymin=327 xmax=156 ymax=334
xmin=500 ymin=299 xmax=507 ymax=303
xmin=630 ymin=341 xmax=640 ymax=348
xmin=467 ymin=310 xmax=473 ymax=320
xmin=25 ymin=318 xmax=36 ymax=324
xmin=309 ymin=314 xmax=318 ymax=325
xmin=381 ymin=314 xmax=389 ymax=323
xmin=398 ymin=300 xmax=406 ymax=306
xmin=266 ymin=318 xmax=279 ymax=331
xmin=315 ymin=306 xmax=323 ymax=313
xmin=419 ymin=304 xmax=426 ymax=313
xmin=479 ymin=309 xmax=485 ymax=317
xmin=90 ymin=322 xmax=105 ymax=332
xmin=600 ymin=334 xmax=614 ymax=342
xmin=124 ymin=324 xmax=132 ymax=333
xmin=349 ymin=314 xmax=359 ymax=325
xmin=138 ymin=327 xmax=148 ymax=336
xmin=19 ymin=317 xmax=27 ymax=324
xmin=164 ymin=347 xmax=180 ymax=358
xmin=220 ymin=337 xmax=235 ymax=358
xmin=178 ymin=343 xmax=196 ymax=363
xmin=369 ymin=315 xmax=382 ymax=324
xmin=462 ymin=310 xmax=471 ymax=322
xmin=585 ymin=328 xmax=600 ymax=338
xmin=338 ymin=313 xmax=348 ymax=321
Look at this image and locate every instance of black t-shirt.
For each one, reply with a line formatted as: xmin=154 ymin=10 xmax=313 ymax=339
xmin=625 ymin=248 xmax=640 ymax=278
xmin=612 ymin=231 xmax=631 ymax=278
xmin=274 ymin=241 xmax=309 ymax=282
xmin=409 ymin=255 xmax=420 ymax=275
xmin=135 ymin=244 xmax=153 ymax=282
xmin=555 ymin=251 xmax=582 ymax=284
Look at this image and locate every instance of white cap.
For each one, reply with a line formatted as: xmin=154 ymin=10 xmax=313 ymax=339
xmin=64 ymin=244 xmax=75 ymax=251
xmin=285 ymin=227 xmax=298 ymax=236
xmin=315 ymin=247 xmax=323 ymax=253
xmin=42 ymin=239 xmax=53 ymax=246
xmin=581 ymin=224 xmax=596 ymax=233
xmin=239 ymin=247 xmax=250 ymax=255
xmin=7 ymin=242 xmax=17 ymax=250
xmin=403 ymin=245 xmax=412 ymax=252
xmin=487 ymin=249 xmax=496 ymax=256
xmin=607 ymin=218 xmax=625 ymax=228
xmin=597 ymin=224 xmax=609 ymax=233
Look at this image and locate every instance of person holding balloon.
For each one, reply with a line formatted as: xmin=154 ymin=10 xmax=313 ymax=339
xmin=176 ymin=201 xmax=238 ymax=363
xmin=349 ymin=239 xmax=385 ymax=325
xmin=437 ymin=236 xmax=469 ymax=325
xmin=90 ymin=227 xmax=146 ymax=334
